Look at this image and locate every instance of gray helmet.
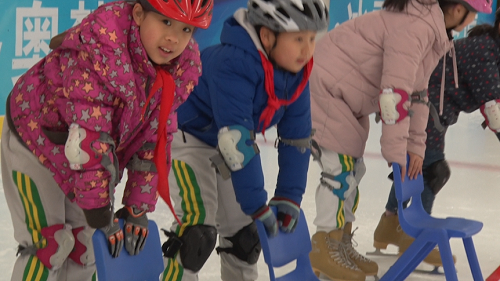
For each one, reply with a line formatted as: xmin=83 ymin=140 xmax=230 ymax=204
xmin=247 ymin=0 xmax=329 ymax=32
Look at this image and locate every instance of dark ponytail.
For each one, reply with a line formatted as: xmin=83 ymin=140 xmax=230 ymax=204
xmin=467 ymin=9 xmax=500 ymax=38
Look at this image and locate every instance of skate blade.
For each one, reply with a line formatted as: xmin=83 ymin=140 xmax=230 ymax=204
xmin=365 ymin=248 xmax=398 ymax=257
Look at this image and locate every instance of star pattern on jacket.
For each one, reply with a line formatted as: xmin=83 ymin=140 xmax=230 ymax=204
xmin=9 ymin=1 xmax=202 ymax=213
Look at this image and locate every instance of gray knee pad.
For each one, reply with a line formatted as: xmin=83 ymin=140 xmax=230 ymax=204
xmin=162 ymin=225 xmax=217 ymax=272
xmin=216 ymin=222 xmax=261 ymax=265
xmin=424 ymin=159 xmax=450 ymax=195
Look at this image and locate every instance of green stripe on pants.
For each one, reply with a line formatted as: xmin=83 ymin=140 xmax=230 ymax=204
xmin=13 ymin=171 xmax=50 ymax=281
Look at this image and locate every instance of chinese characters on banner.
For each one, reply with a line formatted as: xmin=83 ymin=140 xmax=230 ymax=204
xmin=0 ymin=0 xmax=108 ymax=115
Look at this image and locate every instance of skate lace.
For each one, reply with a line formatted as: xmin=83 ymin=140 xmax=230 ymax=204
xmin=325 ymin=237 xmax=359 ymax=270
xmin=342 ymin=228 xmax=373 ymax=263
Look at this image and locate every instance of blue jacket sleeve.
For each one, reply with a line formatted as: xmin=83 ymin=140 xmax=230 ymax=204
xmin=209 ymin=54 xmax=268 ymax=215
xmin=274 ymin=83 xmax=312 ymax=205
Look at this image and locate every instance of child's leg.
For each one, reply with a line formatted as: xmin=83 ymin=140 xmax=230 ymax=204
xmin=60 ymin=198 xmax=96 ymax=280
xmin=215 ymin=176 xmax=257 ymax=281
xmin=311 ymin=147 xmax=366 ymax=280
xmin=1 ymin=120 xmax=93 ymax=281
xmin=343 ymin=185 xmax=359 ymax=224
xmin=162 ymin=131 xmax=218 ymax=281
xmin=313 ymin=148 xmax=355 ymax=231
xmin=343 ymin=185 xmax=378 ymax=276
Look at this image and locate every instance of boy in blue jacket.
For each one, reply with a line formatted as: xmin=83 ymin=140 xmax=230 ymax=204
xmin=160 ymin=0 xmax=328 ymax=280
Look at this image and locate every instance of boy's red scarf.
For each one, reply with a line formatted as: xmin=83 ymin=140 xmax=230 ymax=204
xmin=258 ymin=52 xmax=314 ymax=135
xmin=142 ymin=66 xmax=182 ymax=226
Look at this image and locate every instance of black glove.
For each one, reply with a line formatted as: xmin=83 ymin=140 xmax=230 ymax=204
xmin=116 ymin=206 xmax=149 ymax=256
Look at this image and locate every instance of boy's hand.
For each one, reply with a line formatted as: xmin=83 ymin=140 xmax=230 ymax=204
xmin=269 ymin=197 xmax=300 ymax=233
xmin=251 ymin=205 xmax=278 ymax=237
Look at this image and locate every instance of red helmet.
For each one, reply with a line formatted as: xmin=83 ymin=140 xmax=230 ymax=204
xmin=145 ymin=0 xmax=213 ymax=29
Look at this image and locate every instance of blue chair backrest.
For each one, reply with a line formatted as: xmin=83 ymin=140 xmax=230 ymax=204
xmin=93 ymin=219 xmax=164 ymax=281
xmin=392 ymin=160 xmax=425 ymax=204
xmin=256 ymin=207 xmax=319 ymax=281
xmin=392 ymin=160 xmax=427 ymax=237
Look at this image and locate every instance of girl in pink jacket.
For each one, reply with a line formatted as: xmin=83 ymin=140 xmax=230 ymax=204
xmin=1 ymin=0 xmax=212 ymax=280
xmin=308 ymin=0 xmax=491 ymax=280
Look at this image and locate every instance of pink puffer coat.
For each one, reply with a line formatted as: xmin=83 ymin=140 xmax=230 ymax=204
xmin=8 ymin=1 xmax=201 ymax=212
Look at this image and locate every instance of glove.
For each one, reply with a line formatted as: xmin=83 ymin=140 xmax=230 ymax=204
xmin=269 ymin=197 xmax=300 ymax=233
xmin=251 ymin=205 xmax=278 ymax=238
xmin=115 ymin=206 xmax=149 ymax=256
xmin=99 ymin=217 xmax=124 ymax=258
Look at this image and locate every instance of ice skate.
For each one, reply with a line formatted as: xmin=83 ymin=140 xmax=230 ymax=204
xmin=366 ymin=213 xmax=400 ymax=257
xmin=342 ymin=223 xmax=378 ymax=278
xmin=310 ymin=230 xmax=365 ymax=281
xmin=369 ymin=213 xmax=456 ymax=272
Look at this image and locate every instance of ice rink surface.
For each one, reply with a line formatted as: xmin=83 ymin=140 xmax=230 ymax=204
xmin=0 ymin=111 xmax=499 ymax=280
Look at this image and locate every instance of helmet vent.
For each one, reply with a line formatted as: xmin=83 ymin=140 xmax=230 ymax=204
xmin=313 ymin=2 xmax=325 ymax=19
xmin=264 ymin=12 xmax=274 ymax=20
xmin=295 ymin=3 xmax=313 ymax=19
xmin=276 ymin=7 xmax=290 ymax=20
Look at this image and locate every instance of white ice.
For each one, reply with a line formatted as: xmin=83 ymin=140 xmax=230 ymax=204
xmin=0 ymin=110 xmax=499 ymax=280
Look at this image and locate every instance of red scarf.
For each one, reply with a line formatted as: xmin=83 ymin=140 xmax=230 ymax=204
xmin=258 ymin=51 xmax=314 ymax=135
xmin=142 ymin=66 xmax=182 ymax=226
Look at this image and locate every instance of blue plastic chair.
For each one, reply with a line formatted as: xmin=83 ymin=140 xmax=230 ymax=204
xmin=380 ymin=159 xmax=484 ymax=281
xmin=255 ymin=207 xmax=319 ymax=281
xmin=93 ymin=219 xmax=164 ymax=281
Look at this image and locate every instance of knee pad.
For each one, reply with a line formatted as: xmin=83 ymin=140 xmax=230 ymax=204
xmin=17 ymin=224 xmax=75 ymax=270
xmin=216 ymin=222 xmax=261 ymax=265
xmin=68 ymin=226 xmax=96 ymax=266
xmin=321 ymin=171 xmax=357 ymax=201
xmin=424 ymin=160 xmax=450 ymax=195
xmin=162 ymin=225 xmax=217 ymax=272
xmin=379 ymin=88 xmax=411 ymax=125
